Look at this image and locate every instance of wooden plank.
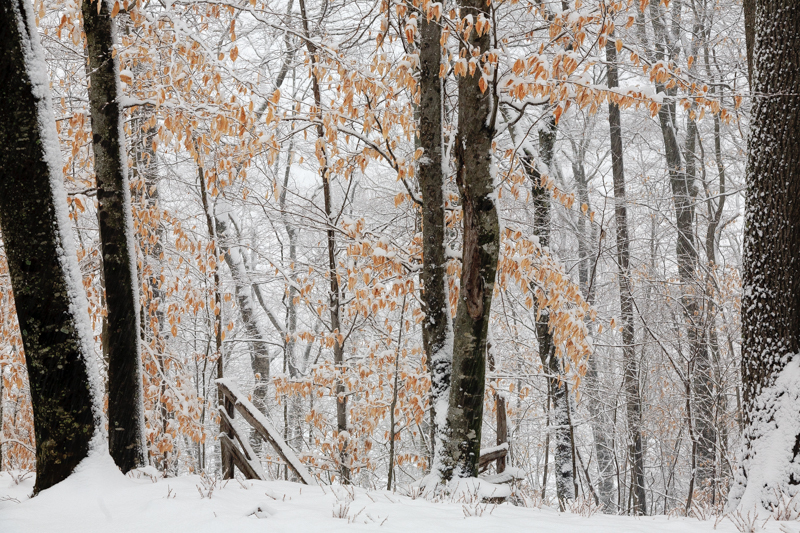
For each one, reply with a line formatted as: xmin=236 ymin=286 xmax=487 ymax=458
xmin=220 ymin=435 xmax=262 ymax=481
xmin=221 ymin=394 xmax=236 ymax=480
xmin=478 ymin=446 xmax=508 ymax=471
xmin=217 ymin=379 xmax=316 ymax=485
xmin=219 ymin=409 xmax=250 ymax=461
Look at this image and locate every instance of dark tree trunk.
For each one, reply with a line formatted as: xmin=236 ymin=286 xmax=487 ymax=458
xmin=729 ymin=0 xmax=800 ymax=511
xmin=416 ymin=8 xmax=451 ymax=472
xmin=0 ymin=0 xmax=98 ymax=493
xmin=606 ymin=25 xmax=647 ymax=515
xmin=441 ymin=0 xmax=499 ymax=479
xmin=743 ymin=0 xmax=756 ymax=85
xmin=645 ymin=0 xmax=716 ymax=504
xmin=197 ymin=163 xmax=226 ymax=476
xmin=528 ymin=114 xmax=574 ymax=507
xmin=82 ymin=0 xmax=146 ymax=473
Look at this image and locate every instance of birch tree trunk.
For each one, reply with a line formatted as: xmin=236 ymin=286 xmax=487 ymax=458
xmin=441 ymin=0 xmax=500 ymax=479
xmin=0 ymin=0 xmax=100 ymax=493
xmin=82 ymin=0 xmax=146 ymax=473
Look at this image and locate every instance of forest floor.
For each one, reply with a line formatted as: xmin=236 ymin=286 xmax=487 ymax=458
xmin=0 ymin=454 xmax=790 ymax=533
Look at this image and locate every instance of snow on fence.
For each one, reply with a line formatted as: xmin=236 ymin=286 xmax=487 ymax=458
xmin=216 ymin=378 xmax=316 ymax=485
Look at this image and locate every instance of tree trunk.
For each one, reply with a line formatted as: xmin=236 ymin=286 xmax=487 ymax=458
xmin=441 ymin=0 xmax=499 ymax=480
xmin=528 ymin=114 xmax=575 ymax=507
xmin=728 ymin=0 xmax=800 ymax=512
xmin=606 ymin=24 xmax=646 ymax=515
xmin=298 ymin=0 xmax=349 ymax=483
xmin=416 ymin=7 xmax=451 ymax=474
xmin=82 ymin=0 xmax=146 ymax=473
xmin=743 ymin=0 xmax=756 ymax=85
xmin=197 ymin=163 xmax=226 ymax=475
xmin=572 ymin=136 xmax=616 ymax=510
xmin=215 ymin=211 xmax=272 ymax=416
xmin=0 ymin=0 xmax=100 ymax=493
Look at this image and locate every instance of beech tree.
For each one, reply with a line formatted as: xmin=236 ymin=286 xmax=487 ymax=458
xmin=606 ymin=16 xmax=646 ymax=515
xmin=440 ymin=0 xmax=500 ymax=479
xmin=0 ymin=0 xmax=100 ymax=493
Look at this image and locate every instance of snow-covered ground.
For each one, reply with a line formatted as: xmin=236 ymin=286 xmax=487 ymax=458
xmin=0 ymin=454 xmax=786 ymax=533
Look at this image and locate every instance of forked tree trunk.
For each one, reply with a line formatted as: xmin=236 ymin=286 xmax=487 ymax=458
xmin=82 ymin=0 xmax=146 ymax=473
xmin=441 ymin=0 xmax=500 ymax=479
xmin=0 ymin=0 xmax=100 ymax=493
xmin=416 ymin=7 xmax=451 ymax=473
xmin=728 ymin=0 xmax=800 ymax=513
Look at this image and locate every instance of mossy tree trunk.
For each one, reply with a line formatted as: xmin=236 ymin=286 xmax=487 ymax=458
xmin=441 ymin=0 xmax=500 ymax=479
xmin=416 ymin=9 xmax=451 ymax=473
xmin=0 ymin=0 xmax=98 ymax=493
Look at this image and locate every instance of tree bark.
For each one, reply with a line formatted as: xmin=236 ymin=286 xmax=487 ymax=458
xmin=572 ymin=136 xmax=616 ymax=510
xmin=606 ymin=24 xmax=646 ymax=515
xmin=197 ymin=163 xmax=226 ymax=475
xmin=743 ymin=0 xmax=756 ymax=85
xmin=82 ymin=0 xmax=146 ymax=473
xmin=0 ymin=0 xmax=99 ymax=493
xmin=528 ymin=114 xmax=575 ymax=507
xmin=416 ymin=7 xmax=451 ymax=474
xmin=729 ymin=0 xmax=800 ymax=512
xmin=441 ymin=0 xmax=500 ymax=479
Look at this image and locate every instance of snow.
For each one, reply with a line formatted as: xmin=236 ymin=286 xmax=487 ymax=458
xmin=0 ymin=454 xmax=779 ymax=533
xmin=727 ymin=354 xmax=800 ymax=515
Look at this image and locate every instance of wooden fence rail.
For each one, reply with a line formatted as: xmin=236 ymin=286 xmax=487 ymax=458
xmin=216 ymin=378 xmax=316 ymax=485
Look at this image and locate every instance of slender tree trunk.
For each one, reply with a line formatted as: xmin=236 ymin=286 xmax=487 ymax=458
xmin=683 ymin=9 xmax=717 ymax=489
xmin=528 ymin=114 xmax=575 ymax=507
xmin=387 ymin=294 xmax=406 ymax=490
xmin=416 ymin=6 xmax=451 ymax=475
xmin=572 ymin=137 xmax=616 ymax=510
xmin=82 ymin=0 xmax=146 ymax=473
xmin=728 ymin=0 xmax=800 ymax=512
xmin=0 ymin=0 xmax=100 ymax=493
xmin=298 ymin=0 xmax=349 ymax=483
xmin=606 ymin=23 xmax=646 ymax=515
xmin=743 ymin=0 xmax=755 ymax=85
xmin=197 ymin=163 xmax=226 ymax=475
xmin=441 ymin=0 xmax=500 ymax=480
xmin=215 ymin=212 xmax=271 ymax=413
